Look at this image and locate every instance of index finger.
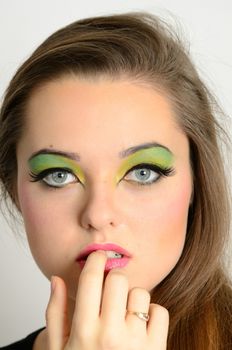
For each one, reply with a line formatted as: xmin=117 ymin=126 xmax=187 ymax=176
xmin=73 ymin=250 xmax=107 ymax=325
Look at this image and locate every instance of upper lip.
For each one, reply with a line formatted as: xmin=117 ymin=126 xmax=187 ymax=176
xmin=76 ymin=243 xmax=132 ymax=261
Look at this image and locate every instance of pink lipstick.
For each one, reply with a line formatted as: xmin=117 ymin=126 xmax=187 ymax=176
xmin=76 ymin=243 xmax=131 ymax=271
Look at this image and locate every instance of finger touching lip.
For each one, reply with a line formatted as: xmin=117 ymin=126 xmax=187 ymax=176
xmin=76 ymin=243 xmax=132 ymax=261
xmin=76 ymin=247 xmax=131 ymax=271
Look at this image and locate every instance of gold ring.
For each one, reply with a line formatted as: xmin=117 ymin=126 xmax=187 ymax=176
xmin=127 ymin=311 xmax=150 ymax=322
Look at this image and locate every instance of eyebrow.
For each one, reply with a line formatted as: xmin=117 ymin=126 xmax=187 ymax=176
xmin=28 ymin=142 xmax=173 ymax=162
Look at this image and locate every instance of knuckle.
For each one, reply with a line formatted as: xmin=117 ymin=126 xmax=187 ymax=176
xmin=99 ymin=330 xmax=121 ymax=350
xmin=150 ymin=303 xmax=169 ymax=319
xmin=129 ymin=287 xmax=151 ymax=301
xmin=79 ymin=270 xmax=99 ymax=284
xmin=106 ymin=270 xmax=128 ymax=286
xmin=75 ymin=324 xmax=93 ymax=343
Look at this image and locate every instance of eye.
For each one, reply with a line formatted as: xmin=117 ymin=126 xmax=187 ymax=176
xmin=29 ymin=168 xmax=78 ymax=188
xmin=124 ymin=163 xmax=174 ymax=186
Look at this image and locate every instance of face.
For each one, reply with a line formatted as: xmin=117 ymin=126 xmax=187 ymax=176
xmin=16 ymin=77 xmax=192 ymax=303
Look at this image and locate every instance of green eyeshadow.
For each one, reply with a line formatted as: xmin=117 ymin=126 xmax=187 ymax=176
xmin=115 ymin=146 xmax=174 ymax=183
xmin=28 ymin=154 xmax=85 ymax=183
xmin=28 ymin=146 xmax=173 ymax=187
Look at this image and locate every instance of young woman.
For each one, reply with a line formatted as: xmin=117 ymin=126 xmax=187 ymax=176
xmin=0 ymin=11 xmax=231 ymax=350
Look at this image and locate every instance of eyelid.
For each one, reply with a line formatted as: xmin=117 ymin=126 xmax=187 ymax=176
xmin=124 ymin=163 xmax=170 ymax=175
xmin=28 ymin=154 xmax=85 ymax=183
xmin=29 ymin=163 xmax=175 ymax=189
xmin=123 ymin=163 xmax=175 ymax=186
xmin=116 ymin=150 xmax=174 ymax=182
xmin=29 ymin=167 xmax=79 ymax=183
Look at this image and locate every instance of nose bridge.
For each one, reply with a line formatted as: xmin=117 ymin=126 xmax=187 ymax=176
xmin=80 ymin=178 xmax=118 ymax=231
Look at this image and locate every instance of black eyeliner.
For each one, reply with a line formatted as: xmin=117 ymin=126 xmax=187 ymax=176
xmin=29 ymin=163 xmax=175 ymax=188
xmin=29 ymin=167 xmax=76 ymax=182
xmin=124 ymin=163 xmax=175 ymax=177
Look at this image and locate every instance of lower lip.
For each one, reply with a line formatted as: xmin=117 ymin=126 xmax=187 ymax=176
xmin=77 ymin=257 xmax=130 ymax=271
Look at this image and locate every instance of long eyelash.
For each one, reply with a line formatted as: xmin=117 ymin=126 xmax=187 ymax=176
xmin=29 ymin=167 xmax=75 ymax=183
xmin=126 ymin=163 xmax=175 ymax=186
xmin=29 ymin=164 xmax=175 ymax=189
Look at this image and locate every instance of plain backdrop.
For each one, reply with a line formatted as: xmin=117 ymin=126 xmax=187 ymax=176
xmin=0 ymin=0 xmax=231 ymax=345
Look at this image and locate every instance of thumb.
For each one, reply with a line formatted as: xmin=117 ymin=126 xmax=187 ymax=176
xmin=46 ymin=276 xmax=71 ymax=350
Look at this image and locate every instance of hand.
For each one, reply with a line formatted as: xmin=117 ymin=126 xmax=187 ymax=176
xmin=46 ymin=251 xmax=169 ymax=349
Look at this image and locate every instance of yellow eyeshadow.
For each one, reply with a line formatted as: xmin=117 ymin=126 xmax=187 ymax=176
xmin=115 ymin=147 xmax=173 ymax=183
xmin=28 ymin=154 xmax=85 ymax=183
xmin=29 ymin=147 xmax=173 ymax=186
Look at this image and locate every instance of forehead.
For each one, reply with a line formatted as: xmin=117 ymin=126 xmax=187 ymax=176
xmin=20 ymin=77 xmax=188 ymax=161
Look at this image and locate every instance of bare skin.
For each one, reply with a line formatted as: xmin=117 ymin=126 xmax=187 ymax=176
xmin=16 ymin=77 xmax=192 ymax=349
xmin=41 ymin=251 xmax=169 ymax=349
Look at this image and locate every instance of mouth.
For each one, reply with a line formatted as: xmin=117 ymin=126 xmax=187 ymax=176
xmin=76 ymin=243 xmax=131 ymax=271
xmin=78 ymin=250 xmax=124 ymax=261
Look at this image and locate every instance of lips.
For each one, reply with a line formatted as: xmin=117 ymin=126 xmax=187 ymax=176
xmin=76 ymin=243 xmax=132 ymax=272
xmin=76 ymin=243 xmax=132 ymax=262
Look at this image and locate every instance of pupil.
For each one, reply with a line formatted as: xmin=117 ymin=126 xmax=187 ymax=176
xmin=136 ymin=169 xmax=150 ymax=180
xmin=52 ymin=171 xmax=67 ymax=183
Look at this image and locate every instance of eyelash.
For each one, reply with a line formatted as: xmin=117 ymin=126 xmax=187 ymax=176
xmin=29 ymin=167 xmax=77 ymax=189
xmin=29 ymin=163 xmax=175 ymax=189
xmin=124 ymin=163 xmax=175 ymax=186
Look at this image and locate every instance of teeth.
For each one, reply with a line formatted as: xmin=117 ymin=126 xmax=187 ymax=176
xmin=105 ymin=250 xmax=123 ymax=258
xmin=82 ymin=250 xmax=124 ymax=260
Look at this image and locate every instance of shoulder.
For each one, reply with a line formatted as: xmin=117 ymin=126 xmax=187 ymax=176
xmin=0 ymin=327 xmax=45 ymax=350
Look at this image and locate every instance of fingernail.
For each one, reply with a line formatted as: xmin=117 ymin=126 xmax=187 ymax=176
xmin=51 ymin=276 xmax=56 ymax=293
xmin=97 ymin=250 xmax=107 ymax=256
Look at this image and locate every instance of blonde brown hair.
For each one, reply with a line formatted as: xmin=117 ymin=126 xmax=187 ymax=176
xmin=0 ymin=11 xmax=231 ymax=349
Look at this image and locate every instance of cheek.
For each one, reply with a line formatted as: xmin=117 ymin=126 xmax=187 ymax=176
xmin=155 ymin=188 xmax=190 ymax=252
xmin=132 ymin=178 xmax=191 ymax=234
xmin=156 ymin=181 xmax=191 ymax=260
xmin=18 ymin=186 xmax=54 ymax=241
xmin=17 ymin=182 xmax=75 ymax=274
xmin=134 ymin=179 xmax=191 ymax=275
xmin=160 ymin=184 xmax=191 ymax=237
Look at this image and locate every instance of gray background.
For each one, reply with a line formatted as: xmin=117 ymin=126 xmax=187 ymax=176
xmin=0 ymin=0 xmax=231 ymax=345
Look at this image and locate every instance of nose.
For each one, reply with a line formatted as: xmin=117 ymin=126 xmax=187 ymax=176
xmin=80 ymin=185 xmax=119 ymax=232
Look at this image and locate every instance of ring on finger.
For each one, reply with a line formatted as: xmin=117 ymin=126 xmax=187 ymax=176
xmin=126 ymin=310 xmax=150 ymax=322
